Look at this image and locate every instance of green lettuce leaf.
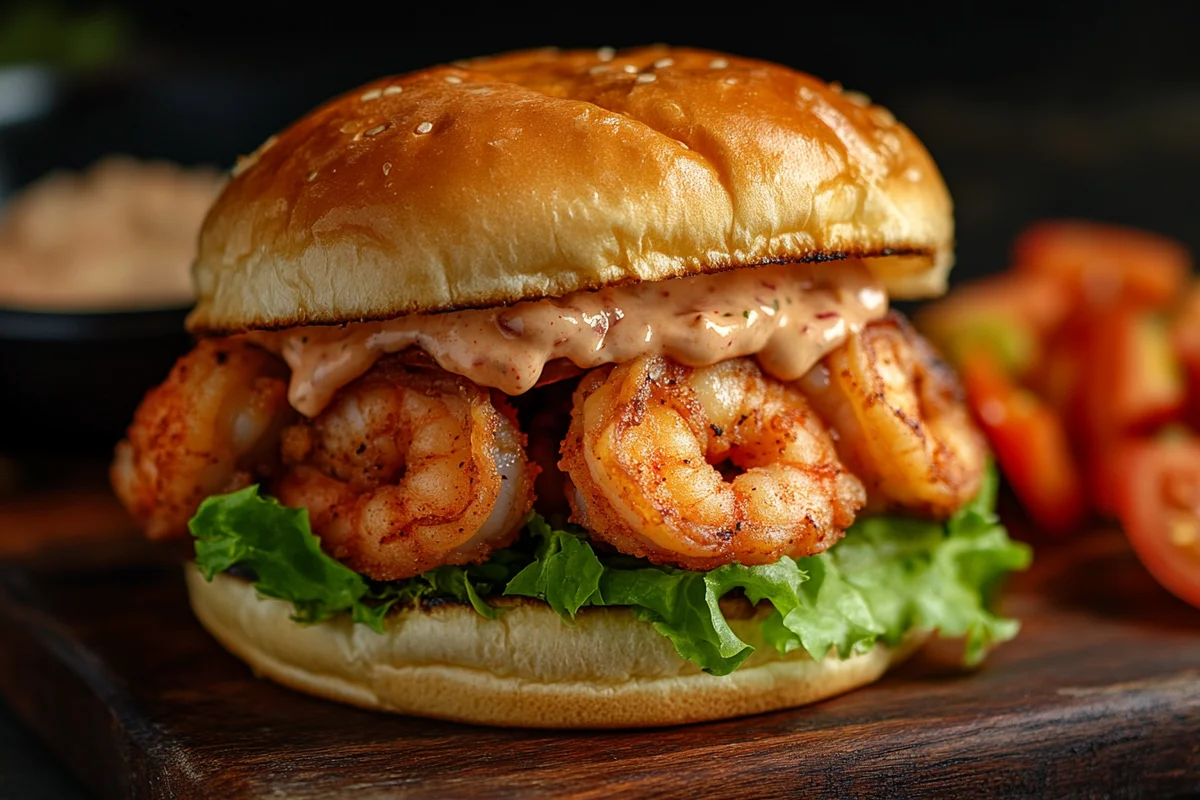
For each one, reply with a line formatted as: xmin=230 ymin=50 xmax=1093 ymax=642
xmin=189 ymin=486 xmax=525 ymax=632
xmin=505 ymin=514 xmax=603 ymax=616
xmin=190 ymin=485 xmax=372 ymax=624
xmin=189 ymin=465 xmax=1031 ymax=675
xmin=826 ymin=466 xmax=1031 ymax=665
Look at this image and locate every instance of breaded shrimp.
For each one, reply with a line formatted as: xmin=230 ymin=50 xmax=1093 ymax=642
xmin=272 ymin=360 xmax=537 ymax=581
xmin=560 ymin=356 xmax=865 ymax=571
xmin=799 ymin=312 xmax=986 ymax=518
xmin=111 ymin=339 xmax=294 ymax=539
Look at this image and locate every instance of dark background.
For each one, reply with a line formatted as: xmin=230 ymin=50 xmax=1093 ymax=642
xmin=1 ymin=4 xmax=1199 ymax=796
xmin=4 ymin=0 xmax=1199 ymax=455
xmin=2 ymin=0 xmax=1200 ymax=279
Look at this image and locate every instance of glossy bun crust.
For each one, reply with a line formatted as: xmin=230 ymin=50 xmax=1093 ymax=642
xmin=188 ymin=46 xmax=953 ymax=335
xmin=188 ymin=566 xmax=927 ymax=728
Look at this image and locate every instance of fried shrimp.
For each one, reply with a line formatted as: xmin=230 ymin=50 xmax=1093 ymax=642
xmin=799 ymin=312 xmax=987 ymax=518
xmin=111 ymin=339 xmax=294 ymax=539
xmin=272 ymin=361 xmax=537 ymax=581
xmin=560 ymin=356 xmax=866 ymax=571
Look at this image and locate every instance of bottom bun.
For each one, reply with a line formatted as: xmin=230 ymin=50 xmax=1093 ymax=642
xmin=186 ymin=564 xmax=928 ymax=728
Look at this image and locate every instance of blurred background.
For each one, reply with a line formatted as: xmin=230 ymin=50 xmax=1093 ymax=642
xmin=0 ymin=0 xmax=1198 ymax=458
xmin=4 ymin=1 xmax=1200 ymax=258
xmin=2 ymin=4 xmax=1200 ymax=795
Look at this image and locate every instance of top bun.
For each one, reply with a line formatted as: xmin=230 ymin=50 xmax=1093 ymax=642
xmin=188 ymin=46 xmax=953 ymax=335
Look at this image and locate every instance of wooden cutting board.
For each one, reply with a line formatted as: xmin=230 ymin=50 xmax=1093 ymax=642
xmin=0 ymin=497 xmax=1198 ymax=798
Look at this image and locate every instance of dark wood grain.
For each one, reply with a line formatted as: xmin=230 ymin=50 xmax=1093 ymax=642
xmin=0 ymin=522 xmax=1198 ymax=799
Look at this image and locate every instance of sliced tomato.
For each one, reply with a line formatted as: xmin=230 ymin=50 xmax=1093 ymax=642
xmin=1123 ymin=313 xmax=1186 ymax=429
xmin=1086 ymin=439 xmax=1120 ymax=518
xmin=1171 ymin=283 xmax=1200 ymax=427
xmin=1027 ymin=309 xmax=1090 ymax=421
xmin=1172 ymin=284 xmax=1200 ymax=359
xmin=1063 ymin=308 xmax=1186 ymax=516
xmin=961 ymin=351 xmax=1087 ymax=535
xmin=1078 ymin=308 xmax=1186 ymax=441
xmin=914 ymin=272 xmax=1072 ymax=377
xmin=1013 ymin=219 xmax=1191 ymax=309
xmin=1111 ymin=439 xmax=1200 ymax=610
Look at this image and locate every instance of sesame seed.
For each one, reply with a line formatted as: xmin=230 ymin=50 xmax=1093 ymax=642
xmin=383 ymin=162 xmax=392 ymax=176
xmin=383 ymin=85 xmax=402 ymax=96
xmin=231 ymin=155 xmax=253 ymax=177
xmin=904 ymin=167 xmax=922 ymax=182
xmin=415 ymin=121 xmax=433 ymax=135
xmin=230 ymin=135 xmax=276 ymax=176
xmin=654 ymin=57 xmax=674 ymax=68
xmin=679 ymin=141 xmax=689 ymax=150
xmin=589 ymin=64 xmax=610 ymax=75
xmin=597 ymin=46 xmax=615 ymax=61
xmin=724 ymin=77 xmax=738 ymax=85
xmin=636 ymin=73 xmax=656 ymax=84
xmin=622 ymin=64 xmax=638 ymax=74
xmin=844 ymin=89 xmax=871 ymax=107
xmin=306 ymin=170 xmax=317 ymax=182
xmin=360 ymin=88 xmax=382 ymax=101
xmin=364 ymin=124 xmax=388 ymax=136
xmin=444 ymin=75 xmax=462 ymax=84
xmin=871 ymin=106 xmax=896 ymax=126
xmin=709 ymin=58 xmax=728 ymax=69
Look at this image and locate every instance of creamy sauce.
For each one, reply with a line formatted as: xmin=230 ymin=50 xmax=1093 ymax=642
xmin=248 ymin=262 xmax=888 ymax=418
xmin=0 ymin=156 xmax=224 ymax=310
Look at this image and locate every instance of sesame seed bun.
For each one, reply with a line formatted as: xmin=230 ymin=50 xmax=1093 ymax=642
xmin=187 ymin=45 xmax=953 ymax=335
xmin=186 ymin=565 xmax=928 ymax=728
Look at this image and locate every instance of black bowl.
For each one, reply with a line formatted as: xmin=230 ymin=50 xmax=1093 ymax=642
xmin=0 ymin=306 xmax=192 ymax=456
xmin=0 ymin=60 xmax=271 ymax=460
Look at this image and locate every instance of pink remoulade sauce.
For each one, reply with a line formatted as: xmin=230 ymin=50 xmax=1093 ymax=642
xmin=247 ymin=261 xmax=888 ymax=418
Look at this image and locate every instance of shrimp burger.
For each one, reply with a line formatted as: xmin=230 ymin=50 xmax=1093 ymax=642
xmin=111 ymin=46 xmax=1030 ymax=728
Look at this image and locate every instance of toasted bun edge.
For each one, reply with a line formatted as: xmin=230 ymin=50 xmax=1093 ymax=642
xmin=187 ymin=565 xmax=927 ymax=728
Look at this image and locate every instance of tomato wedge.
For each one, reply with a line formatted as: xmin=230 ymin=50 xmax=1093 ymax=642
xmin=915 ymin=272 xmax=1072 ymax=377
xmin=1171 ymin=283 xmax=1200 ymax=428
xmin=1027 ymin=309 xmax=1089 ymax=421
xmin=1078 ymin=307 xmax=1186 ymax=440
xmin=960 ymin=350 xmax=1087 ymax=534
xmin=1111 ymin=439 xmax=1200 ymax=610
xmin=1013 ymin=219 xmax=1190 ymax=308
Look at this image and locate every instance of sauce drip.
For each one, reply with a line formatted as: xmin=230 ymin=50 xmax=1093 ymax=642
xmin=247 ymin=261 xmax=888 ymax=417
